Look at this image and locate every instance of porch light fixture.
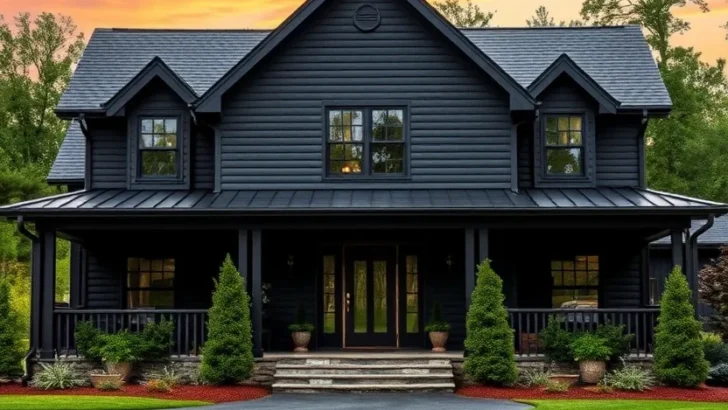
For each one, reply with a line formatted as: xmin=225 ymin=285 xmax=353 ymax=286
xmin=287 ymin=255 xmax=295 ymax=269
xmin=446 ymin=255 xmax=453 ymax=273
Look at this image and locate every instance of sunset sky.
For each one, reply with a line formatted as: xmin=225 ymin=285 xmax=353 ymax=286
xmin=1 ymin=0 xmax=727 ymax=67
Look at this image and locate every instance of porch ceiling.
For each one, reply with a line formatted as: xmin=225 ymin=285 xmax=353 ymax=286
xmin=2 ymin=188 xmax=725 ymax=217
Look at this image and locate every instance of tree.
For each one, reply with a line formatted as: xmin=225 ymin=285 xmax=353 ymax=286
xmin=200 ymin=255 xmax=254 ymax=385
xmin=699 ymin=247 xmax=728 ymax=336
xmin=527 ymin=6 xmax=583 ymax=27
xmin=0 ymin=277 xmax=24 ymax=379
xmin=580 ymin=0 xmax=710 ymax=66
xmin=653 ymin=266 xmax=709 ymax=387
xmin=432 ymin=0 xmax=495 ymax=28
xmin=463 ymin=260 xmax=518 ymax=385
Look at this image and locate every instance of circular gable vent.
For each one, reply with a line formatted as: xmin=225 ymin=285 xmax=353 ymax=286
xmin=354 ymin=4 xmax=381 ymax=32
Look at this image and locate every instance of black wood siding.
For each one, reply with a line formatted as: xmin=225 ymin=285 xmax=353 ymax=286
xmin=596 ymin=116 xmax=642 ymax=187
xmin=192 ymin=127 xmax=214 ymax=189
xmin=89 ymin=119 xmax=127 ymax=189
xmin=85 ymin=250 xmax=123 ymax=308
xmin=219 ymin=0 xmax=512 ymax=190
xmin=517 ymin=122 xmax=533 ymax=188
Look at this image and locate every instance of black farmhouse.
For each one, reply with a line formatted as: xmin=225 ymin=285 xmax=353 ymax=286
xmin=4 ymin=0 xmax=727 ymax=370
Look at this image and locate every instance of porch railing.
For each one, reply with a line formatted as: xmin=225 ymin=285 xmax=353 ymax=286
xmin=53 ymin=309 xmax=209 ymax=358
xmin=507 ymin=308 xmax=661 ymax=358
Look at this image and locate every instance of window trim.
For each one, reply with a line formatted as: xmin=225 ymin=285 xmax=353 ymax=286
xmin=534 ymin=109 xmax=596 ymax=187
xmin=543 ymin=114 xmax=585 ymax=177
xmin=124 ymin=257 xmax=176 ymax=309
xmin=322 ymin=102 xmax=411 ymax=181
xmin=137 ymin=116 xmax=182 ymax=181
xmin=128 ymin=109 xmax=191 ymax=190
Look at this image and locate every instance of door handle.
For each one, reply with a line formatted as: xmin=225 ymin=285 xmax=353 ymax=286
xmin=346 ymin=293 xmax=351 ymax=313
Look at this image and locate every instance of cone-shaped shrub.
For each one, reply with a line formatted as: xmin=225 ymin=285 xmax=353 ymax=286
xmin=653 ymin=266 xmax=709 ymax=387
xmin=463 ymin=260 xmax=518 ymax=385
xmin=0 ymin=277 xmax=24 ymax=379
xmin=200 ymin=254 xmax=254 ymax=385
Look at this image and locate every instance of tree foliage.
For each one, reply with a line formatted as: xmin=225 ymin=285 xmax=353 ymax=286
xmin=527 ymin=6 xmax=583 ymax=27
xmin=0 ymin=277 xmax=24 ymax=379
xmin=200 ymin=255 xmax=254 ymax=385
xmin=653 ymin=267 xmax=709 ymax=387
xmin=432 ymin=0 xmax=495 ymax=28
xmin=463 ymin=260 xmax=518 ymax=386
xmin=580 ymin=0 xmax=710 ymax=65
xmin=699 ymin=247 xmax=728 ymax=336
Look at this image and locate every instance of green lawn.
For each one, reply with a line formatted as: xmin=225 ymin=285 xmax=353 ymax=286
xmin=521 ymin=400 xmax=728 ymax=410
xmin=0 ymin=395 xmax=208 ymax=410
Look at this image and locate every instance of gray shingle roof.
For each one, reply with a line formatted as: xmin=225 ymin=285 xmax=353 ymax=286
xmin=56 ymin=26 xmax=669 ymax=112
xmin=3 ymin=188 xmax=723 ymax=216
xmin=47 ymin=121 xmax=85 ymax=183
xmin=57 ymin=29 xmax=269 ymax=111
xmin=652 ymin=216 xmax=728 ymax=246
xmin=462 ymin=26 xmax=671 ymax=108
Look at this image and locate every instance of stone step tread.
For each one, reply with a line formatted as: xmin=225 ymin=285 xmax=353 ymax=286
xmin=276 ymin=364 xmax=453 ymax=369
xmin=272 ymin=383 xmax=456 ymax=390
xmin=274 ymin=373 xmax=454 ymax=379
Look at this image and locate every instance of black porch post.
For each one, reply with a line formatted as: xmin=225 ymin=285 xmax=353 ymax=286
xmin=237 ymin=229 xmax=249 ymax=288
xmin=39 ymin=229 xmax=56 ymax=360
xmin=30 ymin=239 xmax=42 ymax=357
xmin=670 ymin=229 xmax=684 ymax=270
xmin=465 ymin=228 xmax=475 ymax=310
xmin=251 ymin=229 xmax=263 ymax=358
xmin=477 ymin=228 xmax=489 ymax=264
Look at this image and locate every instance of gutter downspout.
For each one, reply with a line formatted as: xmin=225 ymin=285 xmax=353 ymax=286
xmin=16 ymin=216 xmax=39 ymax=383
xmin=688 ymin=214 xmax=715 ymax=317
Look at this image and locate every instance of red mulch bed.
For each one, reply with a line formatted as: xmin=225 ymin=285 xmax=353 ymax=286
xmin=457 ymin=385 xmax=728 ymax=403
xmin=0 ymin=383 xmax=269 ymax=404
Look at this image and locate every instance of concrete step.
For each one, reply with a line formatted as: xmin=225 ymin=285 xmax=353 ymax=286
xmin=274 ymin=373 xmax=454 ymax=385
xmin=276 ymin=358 xmax=452 ymax=366
xmin=272 ymin=382 xmax=456 ymax=393
xmin=275 ymin=365 xmax=452 ymax=375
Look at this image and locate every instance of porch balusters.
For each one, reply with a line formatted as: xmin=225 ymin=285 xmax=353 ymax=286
xmin=53 ymin=310 xmax=209 ymax=358
xmin=507 ymin=308 xmax=660 ymax=358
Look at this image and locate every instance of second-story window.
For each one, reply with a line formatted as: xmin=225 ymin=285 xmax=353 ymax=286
xmin=139 ymin=118 xmax=179 ymax=178
xmin=544 ymin=115 xmax=584 ymax=176
xmin=327 ymin=108 xmax=406 ymax=177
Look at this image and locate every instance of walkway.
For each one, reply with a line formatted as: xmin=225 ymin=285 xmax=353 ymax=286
xmin=185 ymin=393 xmax=531 ymax=410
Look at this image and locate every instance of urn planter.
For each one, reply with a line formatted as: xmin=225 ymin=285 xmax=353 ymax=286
xmin=291 ymin=331 xmax=312 ymax=352
xmin=429 ymin=331 xmax=449 ymax=352
xmin=90 ymin=373 xmax=124 ymax=388
xmin=579 ymin=360 xmax=607 ymax=384
xmin=105 ymin=362 xmax=133 ymax=382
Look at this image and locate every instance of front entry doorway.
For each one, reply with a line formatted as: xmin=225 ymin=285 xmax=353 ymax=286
xmin=345 ymin=247 xmax=397 ymax=347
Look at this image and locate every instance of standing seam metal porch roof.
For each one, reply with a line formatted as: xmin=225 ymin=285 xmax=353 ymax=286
xmin=2 ymin=188 xmax=724 ymax=216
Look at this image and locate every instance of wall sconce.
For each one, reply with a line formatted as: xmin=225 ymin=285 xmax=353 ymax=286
xmin=445 ymin=255 xmax=453 ymax=273
xmin=287 ymin=255 xmax=295 ymax=269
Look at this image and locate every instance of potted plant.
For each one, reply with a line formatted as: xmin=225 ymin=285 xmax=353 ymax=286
xmin=571 ymin=333 xmax=611 ymax=384
xmin=425 ymin=301 xmax=451 ymax=352
xmin=98 ymin=331 xmax=139 ymax=381
xmin=289 ymin=302 xmax=314 ymax=352
xmin=90 ymin=370 xmax=125 ymax=389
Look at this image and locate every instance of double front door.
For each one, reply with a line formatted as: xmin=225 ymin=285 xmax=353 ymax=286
xmin=345 ymin=247 xmax=397 ymax=347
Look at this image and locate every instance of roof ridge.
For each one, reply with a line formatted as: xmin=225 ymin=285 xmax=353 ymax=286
xmin=460 ymin=25 xmax=633 ymax=31
xmin=100 ymin=28 xmax=273 ymax=33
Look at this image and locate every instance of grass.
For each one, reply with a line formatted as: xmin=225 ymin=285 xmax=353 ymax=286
xmin=0 ymin=395 xmax=209 ymax=410
xmin=520 ymin=400 xmax=728 ymax=410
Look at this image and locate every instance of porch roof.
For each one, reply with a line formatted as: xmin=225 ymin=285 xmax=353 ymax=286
xmin=2 ymin=188 xmax=725 ymax=217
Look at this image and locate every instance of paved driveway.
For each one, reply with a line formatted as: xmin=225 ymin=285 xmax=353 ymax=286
xmin=181 ymin=393 xmax=531 ymax=410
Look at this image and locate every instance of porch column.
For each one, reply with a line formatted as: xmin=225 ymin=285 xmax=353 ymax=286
xmin=251 ymin=229 xmax=263 ymax=358
xmin=478 ymin=228 xmax=489 ymax=264
xmin=237 ymin=229 xmax=249 ymax=288
xmin=670 ymin=229 xmax=684 ymax=270
xmin=30 ymin=238 xmax=42 ymax=357
xmin=465 ymin=228 xmax=475 ymax=309
xmin=39 ymin=228 xmax=56 ymax=360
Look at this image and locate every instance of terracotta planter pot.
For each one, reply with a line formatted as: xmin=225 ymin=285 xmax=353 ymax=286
xmin=90 ymin=374 xmax=124 ymax=389
xmin=291 ymin=331 xmax=311 ymax=352
xmin=429 ymin=331 xmax=449 ymax=352
xmin=105 ymin=362 xmax=133 ymax=381
xmin=579 ymin=360 xmax=606 ymax=384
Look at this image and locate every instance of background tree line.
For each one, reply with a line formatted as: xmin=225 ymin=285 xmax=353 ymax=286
xmin=0 ymin=1 xmax=725 ymax=338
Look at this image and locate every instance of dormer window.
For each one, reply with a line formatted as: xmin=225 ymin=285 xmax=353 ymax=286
xmin=139 ymin=118 xmax=179 ymax=178
xmin=545 ymin=115 xmax=584 ymax=176
xmin=326 ymin=107 xmax=407 ymax=178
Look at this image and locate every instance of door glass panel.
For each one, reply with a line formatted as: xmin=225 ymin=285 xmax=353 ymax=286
xmin=354 ymin=261 xmax=367 ymax=333
xmin=323 ymin=256 xmax=336 ymax=334
xmin=406 ymin=255 xmax=419 ymax=333
xmin=373 ymin=261 xmax=387 ymax=333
